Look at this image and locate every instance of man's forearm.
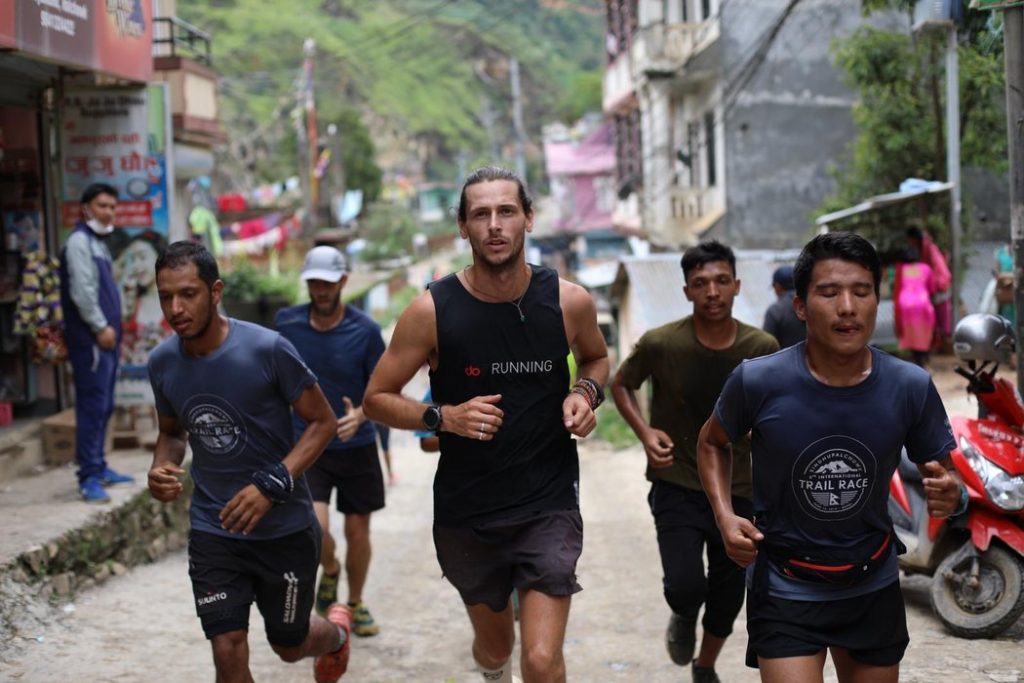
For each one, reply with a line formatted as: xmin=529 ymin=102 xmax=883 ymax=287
xmin=283 ymin=417 xmax=335 ymax=479
xmin=698 ymin=442 xmax=735 ymax=519
xmin=364 ymin=391 xmax=430 ymax=431
xmin=152 ymin=433 xmax=187 ymax=469
xmin=611 ymin=381 xmax=651 ymax=439
xmin=577 ymin=355 xmax=610 ymax=386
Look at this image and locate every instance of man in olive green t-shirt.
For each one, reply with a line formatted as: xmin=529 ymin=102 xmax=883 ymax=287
xmin=611 ymin=241 xmax=778 ymax=683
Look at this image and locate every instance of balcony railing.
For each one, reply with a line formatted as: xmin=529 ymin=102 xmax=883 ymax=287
xmin=664 ymin=184 xmax=724 ymax=243
xmin=631 ymin=20 xmax=718 ymax=79
xmin=153 ymin=16 xmax=212 ymax=66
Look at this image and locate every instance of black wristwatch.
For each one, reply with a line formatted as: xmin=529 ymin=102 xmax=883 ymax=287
xmin=422 ymin=404 xmax=443 ymax=433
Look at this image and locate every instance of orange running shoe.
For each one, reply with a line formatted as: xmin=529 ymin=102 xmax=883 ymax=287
xmin=314 ymin=603 xmax=353 ymax=682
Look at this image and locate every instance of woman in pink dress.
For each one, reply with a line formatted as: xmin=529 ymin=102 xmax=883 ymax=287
xmin=906 ymin=226 xmax=952 ymax=346
xmin=893 ymin=247 xmax=936 ymax=366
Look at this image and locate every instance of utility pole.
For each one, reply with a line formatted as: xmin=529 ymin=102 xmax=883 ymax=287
xmin=326 ymin=122 xmax=347 ymax=227
xmin=509 ymin=58 xmax=527 ymax=184
xmin=1005 ymin=7 xmax=1024 ymax=388
xmin=480 ymin=95 xmax=500 ymax=161
xmin=946 ymin=25 xmax=961 ymax=330
xmin=303 ymin=37 xmax=319 ymax=232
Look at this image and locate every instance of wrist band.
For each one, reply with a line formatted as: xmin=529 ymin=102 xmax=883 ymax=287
xmin=251 ymin=462 xmax=294 ymax=505
xmin=952 ymin=483 xmax=969 ymax=517
xmin=570 ymin=378 xmax=604 ymax=410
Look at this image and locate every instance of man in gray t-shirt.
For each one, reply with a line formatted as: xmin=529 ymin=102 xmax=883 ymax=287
xmin=146 ymin=242 xmax=354 ymax=683
xmin=698 ymin=233 xmax=963 ymax=682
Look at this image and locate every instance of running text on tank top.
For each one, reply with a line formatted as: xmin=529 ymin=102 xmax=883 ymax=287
xmin=429 ymin=266 xmax=578 ymax=526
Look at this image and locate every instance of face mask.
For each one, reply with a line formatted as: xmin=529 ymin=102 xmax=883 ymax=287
xmin=86 ymin=218 xmax=114 ymax=235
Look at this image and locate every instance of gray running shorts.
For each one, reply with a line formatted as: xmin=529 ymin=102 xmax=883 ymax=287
xmin=433 ymin=508 xmax=583 ymax=612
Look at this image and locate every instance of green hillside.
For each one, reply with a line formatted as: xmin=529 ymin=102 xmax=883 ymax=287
xmin=182 ymin=0 xmax=604 ymax=182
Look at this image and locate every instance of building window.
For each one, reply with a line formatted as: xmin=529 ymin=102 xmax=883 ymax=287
xmin=702 ymin=0 xmax=711 ymax=20
xmin=704 ymin=110 xmax=716 ymax=187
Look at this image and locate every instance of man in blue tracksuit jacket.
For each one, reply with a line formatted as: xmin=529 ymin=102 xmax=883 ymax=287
xmin=59 ymin=183 xmax=135 ymax=502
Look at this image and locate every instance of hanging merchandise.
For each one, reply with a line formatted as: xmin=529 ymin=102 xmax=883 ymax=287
xmin=13 ymin=250 xmax=67 ymax=364
xmin=189 ymin=205 xmax=223 ymax=257
xmin=217 ymin=193 xmax=247 ymax=213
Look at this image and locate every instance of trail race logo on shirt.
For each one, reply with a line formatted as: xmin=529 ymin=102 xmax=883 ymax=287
xmin=185 ymin=394 xmax=245 ymax=457
xmin=792 ymin=435 xmax=876 ymax=520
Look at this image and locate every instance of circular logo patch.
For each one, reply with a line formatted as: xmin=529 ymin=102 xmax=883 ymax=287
xmin=185 ymin=395 xmax=244 ymax=457
xmin=792 ymin=436 xmax=875 ymax=520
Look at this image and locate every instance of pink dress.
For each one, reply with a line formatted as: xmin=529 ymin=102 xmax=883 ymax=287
xmin=923 ymin=237 xmax=952 ymax=337
xmin=894 ymin=262 xmax=936 ymax=352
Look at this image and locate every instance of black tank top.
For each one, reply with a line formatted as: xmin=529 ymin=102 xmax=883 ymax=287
xmin=429 ymin=265 xmax=578 ymax=526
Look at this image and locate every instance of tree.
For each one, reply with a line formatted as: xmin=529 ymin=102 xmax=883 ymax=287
xmin=330 ymin=107 xmax=383 ymax=203
xmin=821 ymin=1 xmax=1007 ymax=242
xmin=554 ymin=71 xmax=603 ymax=124
xmin=358 ymin=201 xmax=418 ymax=263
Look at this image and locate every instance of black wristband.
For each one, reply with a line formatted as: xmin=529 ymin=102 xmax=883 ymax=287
xmin=251 ymin=462 xmax=294 ymax=505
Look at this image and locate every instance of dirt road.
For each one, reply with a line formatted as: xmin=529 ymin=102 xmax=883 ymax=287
xmin=2 ymin=419 xmax=1022 ymax=682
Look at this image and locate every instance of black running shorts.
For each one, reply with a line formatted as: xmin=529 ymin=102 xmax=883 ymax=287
xmin=433 ymin=508 xmax=584 ymax=612
xmin=187 ymin=525 xmax=320 ymax=646
xmin=745 ymin=579 xmax=910 ymax=668
xmin=305 ymin=444 xmax=385 ymax=514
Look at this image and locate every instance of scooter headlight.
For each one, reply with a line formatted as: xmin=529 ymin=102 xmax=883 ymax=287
xmin=959 ymin=436 xmax=1024 ymax=511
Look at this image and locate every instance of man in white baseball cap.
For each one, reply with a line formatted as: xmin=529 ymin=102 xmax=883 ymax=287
xmin=301 ymin=245 xmax=348 ymax=283
xmin=275 ymin=245 xmax=388 ymax=638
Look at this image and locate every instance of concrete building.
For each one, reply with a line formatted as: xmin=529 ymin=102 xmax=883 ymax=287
xmin=0 ymin=0 xmax=157 ymax=417
xmin=152 ymin=0 xmax=225 ymax=235
xmin=603 ymin=0 xmax=893 ymax=249
xmin=540 ymin=116 xmax=626 ymax=272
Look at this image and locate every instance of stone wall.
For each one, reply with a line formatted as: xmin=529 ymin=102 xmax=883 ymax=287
xmin=0 ymin=476 xmax=193 ymax=653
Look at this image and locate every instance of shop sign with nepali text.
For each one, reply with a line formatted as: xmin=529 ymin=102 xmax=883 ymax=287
xmin=0 ymin=1 xmax=152 ymax=83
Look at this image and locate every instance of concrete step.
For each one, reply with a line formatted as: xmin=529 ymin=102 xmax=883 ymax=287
xmin=0 ymin=419 xmax=44 ymax=485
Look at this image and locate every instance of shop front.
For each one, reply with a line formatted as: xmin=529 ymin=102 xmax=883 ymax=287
xmin=0 ymin=1 xmax=154 ymax=431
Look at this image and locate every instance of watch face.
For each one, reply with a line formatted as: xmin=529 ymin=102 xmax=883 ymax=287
xmin=423 ymin=406 xmax=440 ymax=430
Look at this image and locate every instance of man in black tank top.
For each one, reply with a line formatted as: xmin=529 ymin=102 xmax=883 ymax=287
xmin=365 ymin=166 xmax=609 ymax=683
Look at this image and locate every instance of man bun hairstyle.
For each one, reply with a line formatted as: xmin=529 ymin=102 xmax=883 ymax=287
xmin=456 ymin=166 xmax=532 ymax=223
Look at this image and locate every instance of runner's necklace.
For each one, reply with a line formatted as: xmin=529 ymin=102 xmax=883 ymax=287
xmin=464 ymin=267 xmax=530 ymax=322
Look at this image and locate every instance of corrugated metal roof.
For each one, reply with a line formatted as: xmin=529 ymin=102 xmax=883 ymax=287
xmin=815 ymin=182 xmax=954 ymax=227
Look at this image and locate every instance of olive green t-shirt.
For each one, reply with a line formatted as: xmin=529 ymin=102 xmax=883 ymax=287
xmin=617 ymin=316 xmax=779 ymax=499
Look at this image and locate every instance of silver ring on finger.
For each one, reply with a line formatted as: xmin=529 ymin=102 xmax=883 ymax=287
xmin=480 ymin=421 xmax=486 ymax=433
xmin=478 ymin=429 xmax=484 ymax=440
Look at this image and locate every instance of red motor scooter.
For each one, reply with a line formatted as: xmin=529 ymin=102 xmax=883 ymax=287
xmin=889 ymin=313 xmax=1024 ymax=638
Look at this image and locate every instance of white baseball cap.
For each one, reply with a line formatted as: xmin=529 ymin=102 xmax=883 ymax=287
xmin=300 ymin=246 xmax=347 ymax=283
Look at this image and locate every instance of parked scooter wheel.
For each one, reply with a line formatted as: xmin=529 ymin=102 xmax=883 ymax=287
xmin=930 ymin=544 xmax=1024 ymax=639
